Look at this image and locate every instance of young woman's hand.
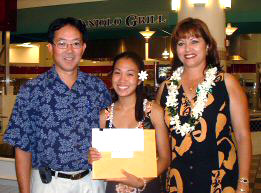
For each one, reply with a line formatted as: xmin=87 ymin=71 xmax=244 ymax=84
xmin=88 ymin=147 xmax=101 ymax=164
xmin=107 ymin=169 xmax=147 ymax=189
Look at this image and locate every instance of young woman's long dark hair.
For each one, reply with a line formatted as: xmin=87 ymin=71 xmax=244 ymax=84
xmin=111 ymin=51 xmax=145 ymax=122
xmin=171 ymin=17 xmax=222 ymax=72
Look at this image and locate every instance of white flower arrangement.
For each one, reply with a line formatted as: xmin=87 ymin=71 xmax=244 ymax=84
xmin=138 ymin=70 xmax=148 ymax=81
xmin=166 ymin=66 xmax=217 ymax=136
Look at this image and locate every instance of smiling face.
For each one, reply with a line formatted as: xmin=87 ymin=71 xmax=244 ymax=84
xmin=112 ymin=57 xmax=141 ymax=98
xmin=176 ymin=35 xmax=208 ymax=69
xmin=48 ymin=24 xmax=86 ymax=74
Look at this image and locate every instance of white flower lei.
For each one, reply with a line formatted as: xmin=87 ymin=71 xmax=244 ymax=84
xmin=166 ymin=66 xmax=217 ymax=136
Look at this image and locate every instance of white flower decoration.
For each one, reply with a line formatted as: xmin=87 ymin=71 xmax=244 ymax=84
xmin=138 ymin=70 xmax=148 ymax=81
xmin=166 ymin=66 xmax=217 ymax=137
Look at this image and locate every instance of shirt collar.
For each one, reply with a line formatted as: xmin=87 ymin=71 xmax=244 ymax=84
xmin=46 ymin=65 xmax=87 ymax=86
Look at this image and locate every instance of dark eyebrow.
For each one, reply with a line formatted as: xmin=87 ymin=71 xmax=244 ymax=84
xmin=127 ymin=70 xmax=137 ymax=73
xmin=56 ymin=38 xmax=82 ymax=41
xmin=114 ymin=68 xmax=138 ymax=73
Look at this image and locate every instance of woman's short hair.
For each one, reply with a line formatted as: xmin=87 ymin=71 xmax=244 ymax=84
xmin=171 ymin=17 xmax=222 ymax=71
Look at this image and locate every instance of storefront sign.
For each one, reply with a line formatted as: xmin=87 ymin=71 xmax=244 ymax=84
xmin=86 ymin=14 xmax=167 ymax=28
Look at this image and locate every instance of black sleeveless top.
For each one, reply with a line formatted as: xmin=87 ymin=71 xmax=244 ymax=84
xmin=104 ymin=100 xmax=163 ymax=193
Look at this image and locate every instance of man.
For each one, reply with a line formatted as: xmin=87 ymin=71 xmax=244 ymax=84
xmin=4 ymin=17 xmax=111 ymax=193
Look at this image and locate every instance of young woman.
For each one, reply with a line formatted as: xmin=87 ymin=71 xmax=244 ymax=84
xmin=89 ymin=51 xmax=170 ymax=193
xmin=156 ymin=17 xmax=252 ymax=193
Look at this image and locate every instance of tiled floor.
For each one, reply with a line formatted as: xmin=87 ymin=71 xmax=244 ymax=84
xmin=0 ymin=185 xmax=18 ymax=193
xmin=0 ymin=155 xmax=261 ymax=193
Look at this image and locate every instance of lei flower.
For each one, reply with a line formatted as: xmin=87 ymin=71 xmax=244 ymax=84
xmin=166 ymin=66 xmax=217 ymax=136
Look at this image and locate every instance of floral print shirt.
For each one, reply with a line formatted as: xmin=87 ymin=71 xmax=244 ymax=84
xmin=4 ymin=66 xmax=111 ymax=171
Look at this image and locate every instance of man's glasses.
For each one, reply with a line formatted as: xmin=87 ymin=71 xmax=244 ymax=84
xmin=53 ymin=40 xmax=83 ymax=49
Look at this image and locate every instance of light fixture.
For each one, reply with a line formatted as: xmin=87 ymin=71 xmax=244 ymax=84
xmin=171 ymin=0 xmax=180 ymax=11
xmin=191 ymin=0 xmax=208 ymax=6
xmin=139 ymin=27 xmax=155 ymax=40
xmin=220 ymin=0 xmax=231 ymax=8
xmin=16 ymin=42 xmax=37 ymax=48
xmin=229 ymin=55 xmax=245 ymax=61
xmin=139 ymin=27 xmax=155 ymax=61
xmin=225 ymin=23 xmax=238 ymax=36
xmin=162 ymin=37 xmax=170 ymax=59
xmin=162 ymin=49 xmax=170 ymax=59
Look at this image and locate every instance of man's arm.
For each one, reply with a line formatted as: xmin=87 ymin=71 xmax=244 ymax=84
xmin=15 ymin=148 xmax=32 ymax=193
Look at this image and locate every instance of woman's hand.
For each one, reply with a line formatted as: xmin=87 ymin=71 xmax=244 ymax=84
xmin=88 ymin=147 xmax=101 ymax=164
xmin=107 ymin=169 xmax=146 ymax=189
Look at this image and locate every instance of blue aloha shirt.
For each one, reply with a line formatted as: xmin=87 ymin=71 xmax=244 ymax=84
xmin=4 ymin=66 xmax=112 ymax=171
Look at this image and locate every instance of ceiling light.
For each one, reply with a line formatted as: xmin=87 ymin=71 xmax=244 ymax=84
xmin=171 ymin=0 xmax=180 ymax=11
xmin=162 ymin=49 xmax=170 ymax=59
xmin=139 ymin=27 xmax=155 ymax=61
xmin=225 ymin=23 xmax=238 ymax=36
xmin=191 ymin=0 xmax=208 ymax=6
xmin=220 ymin=0 xmax=231 ymax=8
xmin=229 ymin=55 xmax=245 ymax=61
xmin=16 ymin=42 xmax=37 ymax=48
xmin=139 ymin=27 xmax=155 ymax=40
xmin=162 ymin=37 xmax=170 ymax=59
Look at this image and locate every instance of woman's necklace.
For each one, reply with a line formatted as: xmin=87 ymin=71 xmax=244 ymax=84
xmin=109 ymin=99 xmax=148 ymax=129
xmin=187 ymin=78 xmax=202 ymax=92
xmin=166 ymin=66 xmax=217 ymax=136
xmin=189 ymin=86 xmax=194 ymax=92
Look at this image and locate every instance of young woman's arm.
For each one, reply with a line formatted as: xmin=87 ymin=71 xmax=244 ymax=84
xmin=99 ymin=109 xmax=106 ymax=128
xmin=155 ymin=81 xmax=167 ymax=105
xmin=88 ymin=109 xmax=107 ymax=164
xmin=150 ymin=101 xmax=171 ymax=175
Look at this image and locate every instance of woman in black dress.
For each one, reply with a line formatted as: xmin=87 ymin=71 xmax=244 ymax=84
xmin=89 ymin=51 xmax=170 ymax=193
xmin=156 ymin=17 xmax=252 ymax=193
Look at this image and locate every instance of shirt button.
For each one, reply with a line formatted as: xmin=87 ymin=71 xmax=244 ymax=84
xmin=190 ymin=181 xmax=194 ymax=185
xmin=189 ymin=166 xmax=193 ymax=170
xmin=189 ymin=151 xmax=193 ymax=154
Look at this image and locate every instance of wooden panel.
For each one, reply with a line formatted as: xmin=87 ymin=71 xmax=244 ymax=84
xmin=227 ymin=64 xmax=256 ymax=73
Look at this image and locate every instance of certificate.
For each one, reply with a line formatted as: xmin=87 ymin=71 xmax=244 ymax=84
xmin=91 ymin=128 xmax=157 ymax=179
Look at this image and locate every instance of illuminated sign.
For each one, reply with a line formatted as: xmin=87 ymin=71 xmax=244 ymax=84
xmin=86 ymin=14 xmax=167 ymax=28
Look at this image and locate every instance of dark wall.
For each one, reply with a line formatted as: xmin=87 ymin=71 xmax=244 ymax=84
xmin=0 ymin=0 xmax=17 ymax=31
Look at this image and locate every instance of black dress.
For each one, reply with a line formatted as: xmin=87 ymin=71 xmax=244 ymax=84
xmin=160 ymin=73 xmax=238 ymax=193
xmin=104 ymin=100 xmax=164 ymax=193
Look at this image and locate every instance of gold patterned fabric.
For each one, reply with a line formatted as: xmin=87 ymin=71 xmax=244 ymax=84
xmin=160 ymin=73 xmax=238 ymax=193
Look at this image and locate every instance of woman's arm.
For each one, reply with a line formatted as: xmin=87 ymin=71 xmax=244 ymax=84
xmin=88 ymin=110 xmax=107 ymax=164
xmin=100 ymin=109 xmax=106 ymax=128
xmin=224 ymin=73 xmax=252 ymax=193
xmin=150 ymin=101 xmax=171 ymax=175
